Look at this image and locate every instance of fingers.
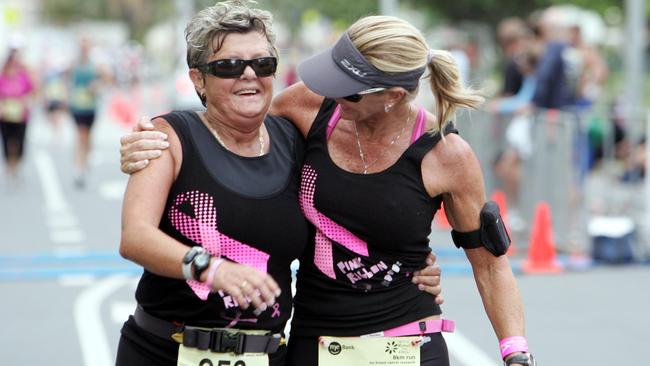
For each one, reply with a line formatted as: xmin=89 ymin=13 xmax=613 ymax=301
xmin=128 ymin=150 xmax=163 ymax=162
xmin=415 ymin=264 xmax=442 ymax=279
xmin=133 ymin=116 xmax=155 ymax=132
xmin=120 ymin=130 xmax=168 ymax=146
xmin=239 ymin=275 xmax=281 ymax=311
xmin=211 ymin=262 xmax=281 ymax=312
xmin=119 ymin=133 xmax=169 ymax=174
xmin=425 ymin=251 xmax=437 ymax=266
xmin=121 ymin=160 xmax=150 ymax=175
xmin=413 ymin=263 xmax=442 ymax=298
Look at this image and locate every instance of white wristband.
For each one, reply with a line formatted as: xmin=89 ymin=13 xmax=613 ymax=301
xmin=205 ymin=258 xmax=225 ymax=290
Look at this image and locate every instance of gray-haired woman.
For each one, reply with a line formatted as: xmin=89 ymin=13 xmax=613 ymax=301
xmin=116 ymin=1 xmax=304 ymax=365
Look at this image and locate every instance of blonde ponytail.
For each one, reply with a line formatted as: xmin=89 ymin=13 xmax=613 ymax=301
xmin=427 ymin=50 xmax=484 ymax=133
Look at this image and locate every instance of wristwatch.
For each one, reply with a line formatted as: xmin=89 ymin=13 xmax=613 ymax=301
xmin=192 ymin=251 xmax=212 ymax=281
xmin=504 ymin=353 xmax=536 ymax=366
xmin=182 ymin=246 xmax=206 ymax=280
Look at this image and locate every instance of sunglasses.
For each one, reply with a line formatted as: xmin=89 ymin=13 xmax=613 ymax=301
xmin=342 ymin=87 xmax=386 ymax=103
xmin=196 ymin=57 xmax=277 ymax=79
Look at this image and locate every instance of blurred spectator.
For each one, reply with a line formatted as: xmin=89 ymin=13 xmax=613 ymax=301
xmin=489 ymin=47 xmax=539 ymax=115
xmin=531 ymin=7 xmax=577 ymax=109
xmin=283 ymin=63 xmax=298 ymax=88
xmin=496 ymin=17 xmax=531 ymax=97
xmin=568 ymin=23 xmax=608 ymax=110
xmin=490 ymin=46 xmax=539 ymax=218
xmin=68 ymin=37 xmax=102 ymax=188
xmin=41 ymin=57 xmax=70 ymax=138
xmin=621 ymin=137 xmax=646 ymax=183
xmin=0 ymin=45 xmax=35 ymax=183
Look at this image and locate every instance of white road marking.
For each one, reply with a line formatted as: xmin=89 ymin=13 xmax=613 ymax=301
xmin=34 ymin=150 xmax=68 ymax=213
xmin=47 ymin=211 xmax=79 ymax=228
xmin=75 ymin=274 xmax=132 ymax=366
xmin=99 ymin=180 xmax=128 ymax=201
xmin=444 ymin=331 xmax=499 ymax=365
xmin=53 ymin=246 xmax=88 ymax=256
xmin=59 ymin=274 xmax=96 ymax=287
xmin=111 ymin=301 xmax=136 ymax=324
xmin=51 ymin=229 xmax=85 ymax=244
xmin=34 ymin=148 xmax=86 ymax=248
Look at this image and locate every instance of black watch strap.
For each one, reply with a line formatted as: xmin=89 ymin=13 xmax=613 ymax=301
xmin=182 ymin=246 xmax=205 ymax=280
xmin=192 ymin=252 xmax=212 ymax=281
xmin=504 ymin=353 xmax=536 ymax=366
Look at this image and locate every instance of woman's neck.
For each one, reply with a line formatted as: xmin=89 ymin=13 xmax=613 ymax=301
xmin=200 ymin=111 xmax=266 ymax=156
xmin=353 ymin=103 xmax=414 ymax=141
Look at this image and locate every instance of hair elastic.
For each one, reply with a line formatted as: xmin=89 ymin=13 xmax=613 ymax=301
xmin=427 ymin=49 xmax=436 ymax=63
xmin=499 ymin=336 xmax=529 ymax=359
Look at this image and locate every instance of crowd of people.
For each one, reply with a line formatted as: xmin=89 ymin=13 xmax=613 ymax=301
xmin=0 ymin=36 xmax=125 ymax=189
xmin=485 ymin=6 xmax=614 ymax=215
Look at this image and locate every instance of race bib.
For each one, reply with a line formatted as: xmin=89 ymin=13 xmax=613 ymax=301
xmin=177 ymin=345 xmax=269 ymax=366
xmin=71 ymin=88 xmax=95 ymax=109
xmin=1 ymin=99 xmax=25 ymax=123
xmin=318 ymin=336 xmax=421 ymax=366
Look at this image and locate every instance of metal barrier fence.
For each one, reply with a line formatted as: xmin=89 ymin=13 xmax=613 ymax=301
xmin=454 ymin=107 xmax=641 ymax=253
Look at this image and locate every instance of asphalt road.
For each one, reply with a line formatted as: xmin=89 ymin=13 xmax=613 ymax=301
xmin=1 ymin=101 xmax=649 ymax=365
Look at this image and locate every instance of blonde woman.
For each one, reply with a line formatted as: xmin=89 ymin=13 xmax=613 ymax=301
xmin=120 ymin=13 xmax=531 ymax=366
xmin=279 ymin=16 xmax=533 ymax=366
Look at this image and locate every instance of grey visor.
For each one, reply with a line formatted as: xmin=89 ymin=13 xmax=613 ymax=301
xmin=297 ymin=32 xmax=426 ymax=98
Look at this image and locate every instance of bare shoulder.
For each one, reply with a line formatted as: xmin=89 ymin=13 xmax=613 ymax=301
xmin=270 ymin=82 xmax=324 ymax=137
xmin=422 ymin=126 xmax=484 ymax=197
xmin=150 ymin=116 xmax=181 ymax=174
xmin=423 ymin=129 xmax=485 ymax=231
xmin=434 ymin=133 xmax=478 ymax=173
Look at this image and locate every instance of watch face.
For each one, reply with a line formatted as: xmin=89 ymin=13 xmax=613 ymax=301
xmin=194 ymin=253 xmax=211 ymax=268
xmin=183 ymin=246 xmax=204 ymax=264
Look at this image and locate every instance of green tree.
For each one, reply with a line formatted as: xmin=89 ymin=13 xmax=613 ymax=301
xmin=42 ymin=0 xmax=175 ymax=41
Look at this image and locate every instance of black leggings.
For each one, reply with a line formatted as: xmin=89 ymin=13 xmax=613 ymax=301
xmin=285 ymin=332 xmax=449 ymax=366
xmin=72 ymin=112 xmax=96 ymax=128
xmin=115 ymin=316 xmax=287 ymax=366
xmin=0 ymin=120 xmax=27 ymax=160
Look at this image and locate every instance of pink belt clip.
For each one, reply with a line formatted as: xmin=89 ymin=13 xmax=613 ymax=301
xmin=382 ymin=319 xmax=455 ymax=337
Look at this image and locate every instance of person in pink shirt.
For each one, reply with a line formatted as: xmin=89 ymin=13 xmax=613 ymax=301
xmin=0 ymin=46 xmax=34 ymax=180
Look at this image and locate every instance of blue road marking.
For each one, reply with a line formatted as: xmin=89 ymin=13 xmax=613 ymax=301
xmin=0 ymin=266 xmax=142 ymax=280
xmin=0 ymin=250 xmax=534 ymax=280
xmin=0 ymin=251 xmax=125 ymax=266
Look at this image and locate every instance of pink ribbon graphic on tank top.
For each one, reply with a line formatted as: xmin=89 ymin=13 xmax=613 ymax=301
xmin=169 ymin=191 xmax=270 ymax=300
xmin=300 ymin=165 xmax=369 ymax=279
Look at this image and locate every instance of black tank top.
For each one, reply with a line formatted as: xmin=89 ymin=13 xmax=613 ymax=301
xmin=135 ymin=111 xmax=310 ymax=333
xmin=292 ymin=99 xmax=453 ymax=336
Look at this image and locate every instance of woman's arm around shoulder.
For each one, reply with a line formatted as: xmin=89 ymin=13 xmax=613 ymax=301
xmin=270 ymin=82 xmax=324 ymax=138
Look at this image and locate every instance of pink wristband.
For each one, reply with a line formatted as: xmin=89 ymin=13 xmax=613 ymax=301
xmin=205 ymin=258 xmax=224 ymax=290
xmin=499 ymin=336 xmax=529 ymax=359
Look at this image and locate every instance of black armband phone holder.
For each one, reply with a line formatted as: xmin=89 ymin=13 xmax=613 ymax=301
xmin=450 ymin=201 xmax=511 ymax=257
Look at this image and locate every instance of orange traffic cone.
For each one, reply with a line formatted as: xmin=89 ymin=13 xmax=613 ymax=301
xmin=434 ymin=202 xmax=452 ymax=230
xmin=522 ymin=202 xmax=563 ymax=274
xmin=490 ymin=190 xmax=516 ymax=256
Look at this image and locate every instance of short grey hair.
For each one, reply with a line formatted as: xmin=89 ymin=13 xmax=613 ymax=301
xmin=185 ymin=0 xmax=278 ymax=68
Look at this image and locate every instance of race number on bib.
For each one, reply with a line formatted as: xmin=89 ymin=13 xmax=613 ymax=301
xmin=177 ymin=344 xmax=268 ymax=366
xmin=318 ymin=336 xmax=421 ymax=366
xmin=1 ymin=99 xmax=25 ymax=123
